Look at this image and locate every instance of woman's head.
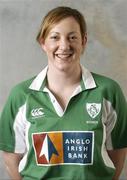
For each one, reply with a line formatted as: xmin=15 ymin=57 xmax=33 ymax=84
xmin=36 ymin=6 xmax=87 ymax=43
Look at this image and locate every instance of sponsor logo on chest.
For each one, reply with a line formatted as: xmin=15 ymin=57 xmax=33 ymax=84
xmin=32 ymin=131 xmax=94 ymax=166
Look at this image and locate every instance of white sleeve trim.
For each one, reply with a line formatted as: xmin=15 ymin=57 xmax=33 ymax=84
xmin=102 ymin=98 xmax=117 ymax=150
xmin=100 ymin=98 xmax=117 ymax=169
xmin=13 ymin=103 xmax=30 ymax=154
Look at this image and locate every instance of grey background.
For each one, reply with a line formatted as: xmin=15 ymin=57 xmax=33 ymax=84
xmin=0 ymin=0 xmax=127 ymax=179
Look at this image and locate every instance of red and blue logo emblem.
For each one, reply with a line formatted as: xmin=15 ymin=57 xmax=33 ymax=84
xmin=32 ymin=131 xmax=94 ymax=166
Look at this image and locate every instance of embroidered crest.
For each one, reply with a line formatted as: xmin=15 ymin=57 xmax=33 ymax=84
xmin=86 ymin=103 xmax=101 ymax=119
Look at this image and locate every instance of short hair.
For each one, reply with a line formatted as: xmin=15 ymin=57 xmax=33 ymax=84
xmin=36 ymin=6 xmax=87 ymax=43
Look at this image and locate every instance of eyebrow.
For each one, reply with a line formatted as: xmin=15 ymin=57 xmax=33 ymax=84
xmin=49 ymin=31 xmax=79 ymax=35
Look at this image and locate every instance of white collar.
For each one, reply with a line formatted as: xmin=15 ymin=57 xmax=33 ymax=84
xmin=29 ymin=65 xmax=96 ymax=91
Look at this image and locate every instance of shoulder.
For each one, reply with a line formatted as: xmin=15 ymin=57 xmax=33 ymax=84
xmin=7 ymin=76 xmax=36 ymax=107
xmin=11 ymin=76 xmax=35 ymax=96
xmin=92 ymin=72 xmax=121 ymax=91
xmin=11 ymin=76 xmax=35 ymax=94
xmin=92 ymin=72 xmax=125 ymax=104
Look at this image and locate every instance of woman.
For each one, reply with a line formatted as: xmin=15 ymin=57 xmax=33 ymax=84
xmin=0 ymin=6 xmax=127 ymax=180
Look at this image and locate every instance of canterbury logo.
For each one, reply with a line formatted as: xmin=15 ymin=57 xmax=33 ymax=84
xmin=31 ymin=108 xmax=44 ymax=118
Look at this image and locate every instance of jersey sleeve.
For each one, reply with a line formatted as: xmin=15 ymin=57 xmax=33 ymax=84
xmin=106 ymin=82 xmax=127 ymax=150
xmin=0 ymin=86 xmax=27 ymax=154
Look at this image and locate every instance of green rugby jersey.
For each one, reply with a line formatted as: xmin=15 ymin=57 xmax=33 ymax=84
xmin=0 ymin=65 xmax=127 ymax=180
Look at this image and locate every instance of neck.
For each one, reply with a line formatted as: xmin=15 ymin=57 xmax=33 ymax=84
xmin=47 ymin=64 xmax=81 ymax=91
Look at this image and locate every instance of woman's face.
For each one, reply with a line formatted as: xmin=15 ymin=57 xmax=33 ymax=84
xmin=41 ymin=17 xmax=87 ymax=72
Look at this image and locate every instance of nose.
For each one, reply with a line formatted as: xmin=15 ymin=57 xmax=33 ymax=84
xmin=58 ymin=37 xmax=70 ymax=50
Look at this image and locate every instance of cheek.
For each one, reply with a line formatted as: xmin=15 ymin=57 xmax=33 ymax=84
xmin=76 ymin=45 xmax=84 ymax=54
xmin=73 ymin=41 xmax=83 ymax=52
xmin=45 ymin=43 xmax=57 ymax=53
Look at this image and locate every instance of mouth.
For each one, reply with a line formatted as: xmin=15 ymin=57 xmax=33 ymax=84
xmin=55 ymin=53 xmax=73 ymax=60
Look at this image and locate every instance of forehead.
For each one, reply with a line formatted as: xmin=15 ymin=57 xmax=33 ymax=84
xmin=49 ymin=17 xmax=81 ymax=34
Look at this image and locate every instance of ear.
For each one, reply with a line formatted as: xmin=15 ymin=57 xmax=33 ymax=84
xmin=82 ymin=33 xmax=87 ymax=47
xmin=81 ymin=33 xmax=87 ymax=54
xmin=39 ymin=38 xmax=46 ymax=52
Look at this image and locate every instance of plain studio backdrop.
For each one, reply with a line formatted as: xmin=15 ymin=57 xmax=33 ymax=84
xmin=0 ymin=0 xmax=127 ymax=179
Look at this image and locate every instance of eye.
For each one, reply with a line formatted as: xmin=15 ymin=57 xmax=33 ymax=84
xmin=69 ymin=36 xmax=77 ymax=41
xmin=50 ymin=36 xmax=59 ymax=40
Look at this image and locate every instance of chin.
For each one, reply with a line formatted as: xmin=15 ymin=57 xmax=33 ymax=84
xmin=55 ymin=62 xmax=71 ymax=72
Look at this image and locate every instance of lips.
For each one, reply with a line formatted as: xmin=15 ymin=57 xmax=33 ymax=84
xmin=55 ymin=52 xmax=73 ymax=59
